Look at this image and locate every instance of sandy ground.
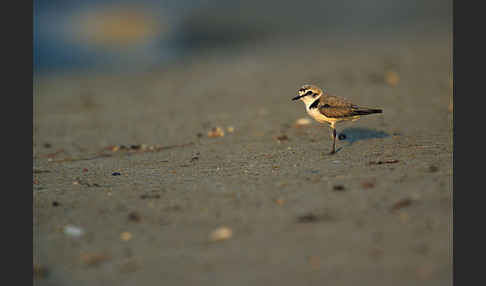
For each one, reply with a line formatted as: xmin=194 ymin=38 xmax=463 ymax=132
xmin=33 ymin=30 xmax=452 ymax=286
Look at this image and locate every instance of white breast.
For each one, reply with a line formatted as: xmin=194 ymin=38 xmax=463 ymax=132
xmin=306 ymin=107 xmax=334 ymax=124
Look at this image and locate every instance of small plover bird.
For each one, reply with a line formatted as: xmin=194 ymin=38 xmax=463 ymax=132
xmin=292 ymin=84 xmax=382 ymax=154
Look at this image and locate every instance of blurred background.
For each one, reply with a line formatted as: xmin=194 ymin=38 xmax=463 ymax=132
xmin=34 ymin=0 xmax=451 ymax=74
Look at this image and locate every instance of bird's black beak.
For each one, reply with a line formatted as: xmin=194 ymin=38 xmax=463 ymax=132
xmin=292 ymin=94 xmax=304 ymax=101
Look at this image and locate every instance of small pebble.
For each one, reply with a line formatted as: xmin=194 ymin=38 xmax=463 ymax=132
xmin=80 ymin=253 xmax=110 ymax=266
xmin=140 ymin=194 xmax=160 ymax=199
xmin=130 ymin=144 xmax=141 ymax=150
xmin=128 ymin=212 xmax=141 ymax=223
xmin=227 ymin=126 xmax=235 ymax=133
xmin=391 ymin=198 xmax=412 ymax=211
xmin=276 ymin=135 xmax=289 ymax=141
xmin=120 ymin=232 xmax=133 ymax=241
xmin=384 ymin=70 xmax=400 ymax=87
xmin=333 ymin=185 xmax=345 ymax=191
xmin=297 ymin=213 xmax=319 ymax=223
xmin=112 ymin=172 xmax=121 ymax=176
xmin=52 ymin=201 xmax=60 ymax=207
xmin=207 ymin=127 xmax=225 ymax=138
xmin=361 ymin=182 xmax=375 ymax=189
xmin=209 ymin=226 xmax=233 ymax=241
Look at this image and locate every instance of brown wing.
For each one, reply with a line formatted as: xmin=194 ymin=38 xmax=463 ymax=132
xmin=318 ymin=95 xmax=358 ymax=118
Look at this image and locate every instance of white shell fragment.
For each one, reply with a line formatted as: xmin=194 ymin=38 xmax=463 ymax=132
xmin=63 ymin=225 xmax=84 ymax=238
xmin=295 ymin=117 xmax=311 ymax=126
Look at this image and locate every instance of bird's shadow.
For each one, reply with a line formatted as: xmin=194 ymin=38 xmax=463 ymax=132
xmin=338 ymin=127 xmax=390 ymax=144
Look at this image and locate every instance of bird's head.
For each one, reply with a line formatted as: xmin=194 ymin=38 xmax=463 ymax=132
xmin=292 ymin=84 xmax=324 ymax=104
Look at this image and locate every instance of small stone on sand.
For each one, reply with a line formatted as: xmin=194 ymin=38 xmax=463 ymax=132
xmin=120 ymin=232 xmax=133 ymax=241
xmin=208 ymin=127 xmax=225 ymax=138
xmin=209 ymin=226 xmax=233 ymax=241
xmin=385 ymin=70 xmax=400 ymax=87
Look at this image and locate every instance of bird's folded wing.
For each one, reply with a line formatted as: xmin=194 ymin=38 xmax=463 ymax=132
xmin=318 ymin=95 xmax=357 ymax=118
xmin=319 ymin=106 xmax=358 ymax=118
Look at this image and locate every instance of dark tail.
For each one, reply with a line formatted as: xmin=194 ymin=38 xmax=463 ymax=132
xmin=352 ymin=108 xmax=383 ymax=116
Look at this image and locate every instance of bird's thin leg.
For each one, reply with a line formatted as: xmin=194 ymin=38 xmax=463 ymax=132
xmin=330 ymin=127 xmax=336 ymax=154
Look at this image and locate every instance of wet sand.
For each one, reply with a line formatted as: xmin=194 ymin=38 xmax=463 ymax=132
xmin=34 ymin=30 xmax=452 ymax=285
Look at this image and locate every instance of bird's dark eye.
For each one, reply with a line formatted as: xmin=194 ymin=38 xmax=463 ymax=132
xmin=305 ymin=90 xmax=313 ymax=96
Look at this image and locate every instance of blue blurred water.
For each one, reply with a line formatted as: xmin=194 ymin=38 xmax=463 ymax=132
xmin=34 ymin=0 xmax=451 ymax=74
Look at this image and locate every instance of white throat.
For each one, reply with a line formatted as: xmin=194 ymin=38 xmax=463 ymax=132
xmin=301 ymin=94 xmax=321 ymax=110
